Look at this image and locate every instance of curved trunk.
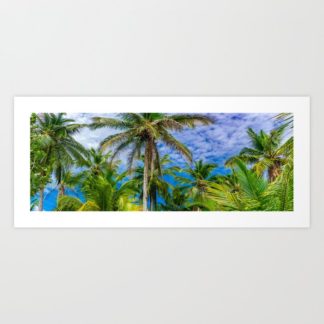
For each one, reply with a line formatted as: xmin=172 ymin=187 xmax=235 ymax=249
xmin=268 ymin=161 xmax=281 ymax=182
xmin=57 ymin=185 xmax=65 ymax=204
xmin=59 ymin=184 xmax=65 ymax=196
xmin=38 ymin=187 xmax=44 ymax=211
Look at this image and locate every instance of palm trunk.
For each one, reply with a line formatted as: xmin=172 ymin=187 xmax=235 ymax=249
xmin=150 ymin=192 xmax=154 ymax=211
xmin=150 ymin=189 xmax=157 ymax=211
xmin=57 ymin=185 xmax=65 ymax=205
xmin=39 ymin=186 xmax=44 ymax=211
xmin=149 ymin=146 xmax=156 ymax=211
xmin=58 ymin=184 xmax=65 ymax=196
xmin=143 ymin=144 xmax=150 ymax=211
xmin=268 ymin=162 xmax=281 ymax=182
xmin=154 ymin=190 xmax=157 ymax=211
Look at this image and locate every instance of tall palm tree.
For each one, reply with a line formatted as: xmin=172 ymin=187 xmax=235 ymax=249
xmin=90 ymin=113 xmax=213 ymax=210
xmin=226 ymin=126 xmax=292 ymax=182
xmin=175 ymin=160 xmax=218 ymax=209
xmin=30 ymin=113 xmax=51 ymax=198
xmin=34 ymin=113 xmax=88 ymax=210
xmin=132 ymin=154 xmax=179 ymax=210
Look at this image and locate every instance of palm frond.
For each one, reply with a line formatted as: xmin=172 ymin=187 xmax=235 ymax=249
xmin=170 ymin=114 xmax=214 ymax=127
xmin=57 ymin=196 xmax=83 ymax=211
xmin=160 ymin=131 xmax=192 ymax=162
xmin=90 ymin=117 xmax=131 ymax=130
xmin=100 ymin=131 xmax=135 ymax=151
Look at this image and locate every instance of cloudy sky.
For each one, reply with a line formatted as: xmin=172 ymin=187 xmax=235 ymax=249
xmin=67 ymin=112 xmax=279 ymax=174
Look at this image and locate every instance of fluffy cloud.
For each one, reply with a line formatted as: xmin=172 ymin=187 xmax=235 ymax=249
xmin=66 ymin=113 xmax=279 ymax=171
xmin=66 ymin=113 xmax=119 ymax=149
xmin=176 ymin=113 xmax=277 ymax=164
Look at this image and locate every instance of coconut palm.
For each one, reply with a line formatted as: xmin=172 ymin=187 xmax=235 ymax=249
xmin=30 ymin=113 xmax=51 ymax=198
xmin=56 ymin=148 xmax=112 ymax=204
xmin=160 ymin=186 xmax=190 ymax=211
xmin=34 ymin=113 xmax=88 ymax=210
xmin=90 ymin=113 xmax=213 ymax=210
xmin=175 ymin=160 xmax=218 ymax=209
xmin=226 ymin=126 xmax=292 ymax=182
xmin=205 ymin=159 xmax=268 ymax=211
xmin=132 ymin=154 xmax=179 ymax=210
xmin=56 ymin=170 xmax=85 ymax=198
xmin=57 ymin=169 xmax=139 ymax=211
xmin=83 ymin=148 xmax=112 ymax=176
xmin=263 ymin=157 xmax=294 ymax=211
xmin=205 ymin=157 xmax=293 ymax=211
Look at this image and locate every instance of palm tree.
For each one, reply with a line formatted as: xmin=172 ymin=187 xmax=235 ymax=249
xmin=205 ymin=159 xmax=268 ymax=211
xmin=57 ymin=170 xmax=84 ymax=198
xmin=84 ymin=148 xmax=112 ymax=176
xmin=34 ymin=113 xmax=88 ymax=210
xmin=226 ymin=126 xmax=292 ymax=182
xmin=205 ymin=157 xmax=293 ymax=211
xmin=263 ymin=156 xmax=294 ymax=211
xmin=57 ymin=168 xmax=139 ymax=211
xmin=175 ymin=160 xmax=218 ymax=210
xmin=132 ymin=154 xmax=179 ymax=210
xmin=30 ymin=113 xmax=51 ymax=198
xmin=160 ymin=185 xmax=190 ymax=211
xmin=90 ymin=113 xmax=213 ymax=210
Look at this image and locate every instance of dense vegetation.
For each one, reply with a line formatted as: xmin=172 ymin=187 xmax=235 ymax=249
xmin=30 ymin=113 xmax=293 ymax=211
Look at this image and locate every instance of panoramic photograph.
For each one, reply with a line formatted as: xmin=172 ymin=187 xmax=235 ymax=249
xmin=30 ymin=112 xmax=294 ymax=212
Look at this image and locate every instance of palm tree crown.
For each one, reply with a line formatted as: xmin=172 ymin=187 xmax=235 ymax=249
xmin=57 ymin=165 xmax=138 ymax=211
xmin=175 ymin=160 xmax=218 ymax=210
xmin=226 ymin=126 xmax=292 ymax=182
xmin=34 ymin=113 xmax=88 ymax=210
xmin=90 ymin=113 xmax=214 ymax=210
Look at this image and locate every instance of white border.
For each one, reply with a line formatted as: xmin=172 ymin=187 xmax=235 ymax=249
xmin=14 ymin=97 xmax=310 ymax=228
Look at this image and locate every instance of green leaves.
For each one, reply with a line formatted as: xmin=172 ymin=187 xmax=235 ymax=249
xmin=90 ymin=117 xmax=131 ymax=130
xmin=204 ymin=157 xmax=294 ymax=211
xmin=89 ymin=113 xmax=214 ymax=210
xmin=31 ymin=112 xmax=293 ymax=212
xmin=159 ymin=131 xmax=192 ymax=162
xmin=57 ymin=196 xmax=83 ymax=211
xmin=57 ymin=164 xmax=139 ymax=212
xmin=227 ymin=124 xmax=292 ymax=182
xmin=263 ymin=160 xmax=294 ymax=211
xmin=234 ymin=159 xmax=267 ymax=209
xmin=30 ymin=113 xmax=89 ymax=210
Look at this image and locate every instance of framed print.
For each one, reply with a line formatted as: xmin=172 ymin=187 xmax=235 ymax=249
xmin=14 ymin=97 xmax=310 ymax=227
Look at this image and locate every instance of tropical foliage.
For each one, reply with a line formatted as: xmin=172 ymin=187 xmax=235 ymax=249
xmin=30 ymin=113 xmax=88 ymax=210
xmin=30 ymin=113 xmax=294 ymax=212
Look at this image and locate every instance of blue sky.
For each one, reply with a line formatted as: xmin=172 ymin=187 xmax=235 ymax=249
xmin=67 ymin=112 xmax=278 ymax=172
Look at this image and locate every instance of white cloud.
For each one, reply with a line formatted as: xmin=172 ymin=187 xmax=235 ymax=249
xmin=66 ymin=113 xmax=119 ymax=149
xmin=66 ymin=113 xmax=280 ymax=168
